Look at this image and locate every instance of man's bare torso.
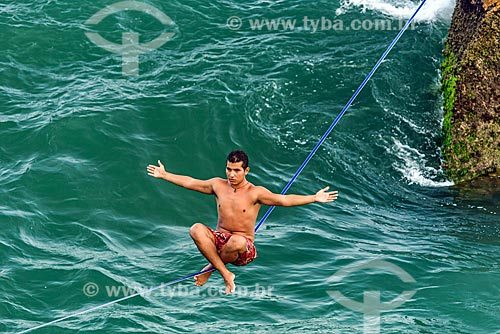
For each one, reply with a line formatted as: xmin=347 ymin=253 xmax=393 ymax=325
xmin=212 ymin=178 xmax=261 ymax=241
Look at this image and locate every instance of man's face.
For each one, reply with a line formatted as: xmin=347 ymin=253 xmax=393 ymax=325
xmin=226 ymin=161 xmax=248 ymax=186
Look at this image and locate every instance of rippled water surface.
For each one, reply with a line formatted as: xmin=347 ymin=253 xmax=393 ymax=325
xmin=2 ymin=0 xmax=499 ymax=333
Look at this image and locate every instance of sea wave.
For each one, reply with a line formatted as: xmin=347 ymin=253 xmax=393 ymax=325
xmin=337 ymin=0 xmax=456 ymax=22
xmin=390 ymin=138 xmax=454 ymax=187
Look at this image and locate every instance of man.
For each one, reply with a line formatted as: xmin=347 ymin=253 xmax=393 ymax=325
xmin=147 ymin=150 xmax=338 ymax=294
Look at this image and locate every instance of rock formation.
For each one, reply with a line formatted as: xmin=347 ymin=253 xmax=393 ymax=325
xmin=441 ymin=0 xmax=500 ymax=182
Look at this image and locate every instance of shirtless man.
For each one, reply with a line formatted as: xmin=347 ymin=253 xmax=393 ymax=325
xmin=147 ymin=150 xmax=338 ymax=294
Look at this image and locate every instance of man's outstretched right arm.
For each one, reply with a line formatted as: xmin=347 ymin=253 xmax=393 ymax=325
xmin=147 ymin=160 xmax=215 ymax=194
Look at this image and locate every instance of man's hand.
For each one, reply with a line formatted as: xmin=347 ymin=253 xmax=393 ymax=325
xmin=314 ymin=186 xmax=338 ymax=203
xmin=147 ymin=160 xmax=166 ymax=178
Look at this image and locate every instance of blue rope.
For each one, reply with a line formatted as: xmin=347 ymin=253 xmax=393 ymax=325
xmin=255 ymin=0 xmax=427 ymax=232
xmin=16 ymin=1 xmax=427 ymax=332
xmin=16 ymin=268 xmax=213 ymax=334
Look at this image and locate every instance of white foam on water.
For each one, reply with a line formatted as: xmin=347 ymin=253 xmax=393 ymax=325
xmin=337 ymin=0 xmax=456 ymax=22
xmin=390 ymin=138 xmax=454 ymax=187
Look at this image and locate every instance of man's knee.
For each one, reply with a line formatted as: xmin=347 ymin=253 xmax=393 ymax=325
xmin=189 ymin=223 xmax=207 ymax=240
xmin=226 ymin=235 xmax=247 ymax=252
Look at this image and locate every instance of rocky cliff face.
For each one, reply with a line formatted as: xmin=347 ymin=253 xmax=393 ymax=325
xmin=441 ymin=0 xmax=500 ymax=183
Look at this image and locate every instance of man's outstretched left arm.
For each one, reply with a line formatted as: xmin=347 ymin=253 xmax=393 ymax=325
xmin=257 ymin=186 xmax=338 ymax=207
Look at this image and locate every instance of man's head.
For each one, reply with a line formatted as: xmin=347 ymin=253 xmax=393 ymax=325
xmin=226 ymin=150 xmax=249 ymax=186
xmin=226 ymin=150 xmax=249 ymax=169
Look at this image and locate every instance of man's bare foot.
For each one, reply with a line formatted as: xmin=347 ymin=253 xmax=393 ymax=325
xmin=223 ymin=271 xmax=236 ymax=295
xmin=194 ymin=264 xmax=214 ymax=287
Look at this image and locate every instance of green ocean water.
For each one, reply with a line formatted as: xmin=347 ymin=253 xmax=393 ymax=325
xmin=1 ymin=0 xmax=500 ymax=333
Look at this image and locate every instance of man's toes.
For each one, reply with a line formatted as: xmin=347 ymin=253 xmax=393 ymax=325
xmin=225 ymin=284 xmax=236 ymax=294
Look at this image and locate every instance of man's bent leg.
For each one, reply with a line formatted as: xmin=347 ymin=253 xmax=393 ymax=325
xmin=193 ymin=235 xmax=248 ymax=288
xmin=219 ymin=235 xmax=248 ymax=263
xmin=189 ymin=223 xmax=236 ymax=294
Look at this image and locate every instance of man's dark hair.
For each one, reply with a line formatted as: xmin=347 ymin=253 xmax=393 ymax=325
xmin=226 ymin=150 xmax=249 ymax=169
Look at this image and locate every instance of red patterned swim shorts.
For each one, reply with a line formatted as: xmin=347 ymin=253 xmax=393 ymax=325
xmin=208 ymin=227 xmax=257 ymax=266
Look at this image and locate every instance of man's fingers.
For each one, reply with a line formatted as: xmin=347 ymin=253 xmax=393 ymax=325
xmin=322 ymin=186 xmax=330 ymax=192
xmin=326 ymin=190 xmax=338 ymax=202
xmin=317 ymin=187 xmax=338 ymax=203
xmin=158 ymin=160 xmax=164 ymax=168
xmin=147 ymin=164 xmax=161 ymax=178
